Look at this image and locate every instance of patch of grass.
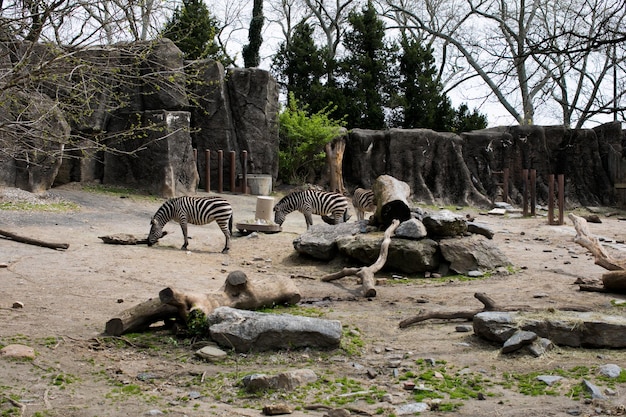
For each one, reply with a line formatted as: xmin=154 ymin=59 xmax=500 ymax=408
xmin=340 ymin=326 xmax=365 ymax=356
xmin=0 ymin=201 xmax=80 ymax=212
xmin=81 ymin=184 xmax=159 ymax=201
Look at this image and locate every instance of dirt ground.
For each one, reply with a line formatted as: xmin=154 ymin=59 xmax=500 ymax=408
xmin=1 ymin=183 xmax=626 ymax=417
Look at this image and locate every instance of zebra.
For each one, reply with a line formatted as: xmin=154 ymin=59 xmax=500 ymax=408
xmin=273 ymin=190 xmax=349 ymax=229
xmin=148 ymin=196 xmax=233 ymax=253
xmin=352 ymin=188 xmax=376 ymax=220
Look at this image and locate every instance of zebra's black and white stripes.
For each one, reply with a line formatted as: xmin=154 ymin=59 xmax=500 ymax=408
xmin=273 ymin=190 xmax=349 ymax=229
xmin=352 ymin=188 xmax=376 ymax=220
xmin=148 ymin=196 xmax=233 ymax=252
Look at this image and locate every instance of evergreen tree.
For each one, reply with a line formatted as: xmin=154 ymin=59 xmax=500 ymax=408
xmin=242 ymin=0 xmax=263 ymax=68
xmin=271 ymin=21 xmax=325 ymax=106
xmin=339 ymin=1 xmax=393 ymax=130
xmin=451 ymin=104 xmax=488 ymax=133
xmin=398 ymin=36 xmax=454 ymax=130
xmin=162 ymin=0 xmax=231 ymax=63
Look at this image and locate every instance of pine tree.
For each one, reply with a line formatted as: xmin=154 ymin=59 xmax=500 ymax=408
xmin=271 ymin=21 xmax=329 ymax=112
xmin=162 ymin=0 xmax=230 ymax=63
xmin=339 ymin=1 xmax=393 ymax=130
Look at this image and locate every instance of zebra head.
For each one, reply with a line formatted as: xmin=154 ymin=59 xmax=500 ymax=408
xmin=147 ymin=217 xmax=164 ymax=246
xmin=273 ymin=204 xmax=286 ymax=226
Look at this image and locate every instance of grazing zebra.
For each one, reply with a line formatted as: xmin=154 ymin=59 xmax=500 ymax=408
xmin=148 ymin=196 xmax=233 ymax=253
xmin=352 ymin=188 xmax=376 ymax=220
xmin=273 ymin=190 xmax=349 ymax=229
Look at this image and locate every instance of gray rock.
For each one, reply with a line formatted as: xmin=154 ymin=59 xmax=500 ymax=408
xmin=242 ymin=369 xmax=318 ymax=392
xmin=422 ymin=210 xmax=468 ymax=237
xmin=336 ymin=235 xmax=440 ymax=273
xmin=598 ymin=364 xmax=622 ymax=378
xmin=195 ymin=345 xmax=228 ymax=361
xmin=293 ymin=221 xmax=365 ymax=260
xmin=395 ymin=218 xmax=428 ymax=239
xmin=467 ymin=221 xmax=495 ymax=239
xmin=474 ymin=311 xmax=626 ymax=348
xmin=582 ymin=379 xmax=606 ymax=399
xmin=395 ymin=402 xmax=429 ymax=415
xmin=501 ymin=330 xmax=537 ymax=353
xmin=207 ymin=306 xmax=342 ymax=352
xmin=472 ymin=312 xmax=521 ymax=343
xmin=528 ymin=337 xmax=554 ymax=357
xmin=536 ymin=375 xmax=563 ymax=386
xmin=439 ymin=235 xmax=511 ymax=274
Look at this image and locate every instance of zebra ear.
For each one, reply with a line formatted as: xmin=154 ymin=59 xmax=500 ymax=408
xmin=150 ymin=218 xmax=157 ymax=225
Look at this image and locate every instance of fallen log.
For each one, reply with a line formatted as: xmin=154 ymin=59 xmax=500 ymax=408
xmin=569 ymin=213 xmax=626 ymax=293
xmin=321 ymin=219 xmax=400 ymax=297
xmin=0 ymin=229 xmax=69 ymax=250
xmin=104 ymin=271 xmax=301 ymax=336
xmin=399 ymin=292 xmax=591 ymax=328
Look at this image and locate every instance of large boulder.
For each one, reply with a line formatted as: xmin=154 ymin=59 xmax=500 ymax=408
xmin=438 ymin=235 xmax=511 ymax=274
xmin=104 ymin=110 xmax=198 ymax=197
xmin=0 ymin=90 xmax=70 ymax=192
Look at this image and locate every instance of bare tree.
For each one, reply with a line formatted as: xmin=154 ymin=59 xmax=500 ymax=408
xmin=381 ymin=0 xmax=626 ymax=127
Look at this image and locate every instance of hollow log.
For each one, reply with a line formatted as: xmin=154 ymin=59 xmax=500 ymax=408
xmin=104 ymin=272 xmax=302 ymax=336
xmin=372 ymin=175 xmax=412 ymax=228
xmin=0 ymin=229 xmax=69 ymax=250
xmin=321 ymin=219 xmax=400 ymax=297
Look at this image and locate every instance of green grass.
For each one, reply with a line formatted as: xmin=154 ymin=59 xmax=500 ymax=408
xmin=0 ymin=200 xmax=79 ymax=212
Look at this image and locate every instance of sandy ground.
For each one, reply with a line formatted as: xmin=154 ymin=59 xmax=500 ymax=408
xmin=1 ymin=183 xmax=626 ymax=417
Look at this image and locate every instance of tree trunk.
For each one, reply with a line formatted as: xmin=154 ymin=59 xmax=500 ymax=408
xmin=326 ymin=134 xmax=346 ymax=194
xmin=104 ymin=272 xmax=301 ymax=335
xmin=0 ymin=229 xmax=69 ymax=250
xmin=372 ymin=175 xmax=412 ymax=228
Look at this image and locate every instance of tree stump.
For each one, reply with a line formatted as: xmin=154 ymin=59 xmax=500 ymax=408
xmin=372 ymin=175 xmax=412 ymax=228
xmin=326 ymin=133 xmax=346 ymax=195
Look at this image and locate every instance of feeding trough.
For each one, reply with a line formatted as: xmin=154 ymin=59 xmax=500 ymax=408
xmin=236 ymin=196 xmax=281 ymax=234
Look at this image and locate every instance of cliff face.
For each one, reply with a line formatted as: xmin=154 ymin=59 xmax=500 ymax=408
xmin=0 ymin=39 xmax=279 ymax=197
xmin=344 ymin=122 xmax=625 ymax=208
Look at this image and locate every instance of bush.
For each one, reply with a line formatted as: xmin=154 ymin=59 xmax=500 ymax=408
xmin=278 ymin=93 xmax=346 ymax=184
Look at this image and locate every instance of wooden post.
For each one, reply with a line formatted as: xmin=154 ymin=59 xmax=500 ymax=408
xmin=205 ymin=150 xmax=210 ymax=192
xmin=217 ymin=150 xmax=223 ymax=194
xmin=229 ymin=151 xmax=236 ymax=192
xmin=193 ymin=149 xmax=198 ymax=191
xmin=530 ymin=169 xmax=536 ymax=216
xmin=522 ymin=169 xmax=529 ymax=216
xmin=241 ymin=151 xmax=248 ymax=194
xmin=503 ymin=168 xmax=509 ymax=203
xmin=548 ymin=174 xmax=555 ymax=225
xmin=558 ymin=174 xmax=565 ymax=225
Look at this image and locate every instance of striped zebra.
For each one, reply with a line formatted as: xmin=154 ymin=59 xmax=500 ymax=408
xmin=273 ymin=190 xmax=349 ymax=229
xmin=148 ymin=196 xmax=233 ymax=253
xmin=352 ymin=188 xmax=376 ymax=220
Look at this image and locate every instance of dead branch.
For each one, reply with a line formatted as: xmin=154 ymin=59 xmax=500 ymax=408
xmin=568 ymin=213 xmax=626 ymax=271
xmin=321 ymin=219 xmax=400 ymax=297
xmin=0 ymin=229 xmax=69 ymax=250
xmin=398 ymin=292 xmax=591 ymax=328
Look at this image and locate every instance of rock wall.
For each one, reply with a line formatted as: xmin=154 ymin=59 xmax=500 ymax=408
xmin=345 ymin=122 xmax=625 ymax=208
xmin=0 ymin=39 xmax=280 ymax=197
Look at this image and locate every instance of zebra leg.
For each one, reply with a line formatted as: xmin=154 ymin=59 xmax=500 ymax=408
xmin=304 ymin=211 xmax=314 ymax=229
xmin=219 ymin=218 xmax=231 ymax=253
xmin=357 ymin=209 xmax=364 ymax=221
xmin=180 ymin=222 xmax=189 ymax=250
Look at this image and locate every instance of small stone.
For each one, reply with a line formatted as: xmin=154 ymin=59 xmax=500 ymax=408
xmin=0 ymin=263 xmax=8 ymax=268
xmin=467 ymin=270 xmax=484 ymax=277
xmin=395 ymin=402 xmax=429 ymax=415
xmin=536 ymin=375 xmax=563 ymax=386
xmin=195 ymin=345 xmax=228 ymax=361
xmin=145 ymin=410 xmax=164 ymax=416
xmin=12 ymin=301 xmax=24 ymax=309
xmin=501 ymin=330 xmax=537 ymax=353
xmin=262 ymin=403 xmax=293 ymax=415
xmin=381 ymin=393 xmax=394 ymax=403
xmin=0 ymin=344 xmax=35 ymax=360
xmin=455 ymin=325 xmax=472 ymax=333
xmin=582 ymin=379 xmax=606 ymax=399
